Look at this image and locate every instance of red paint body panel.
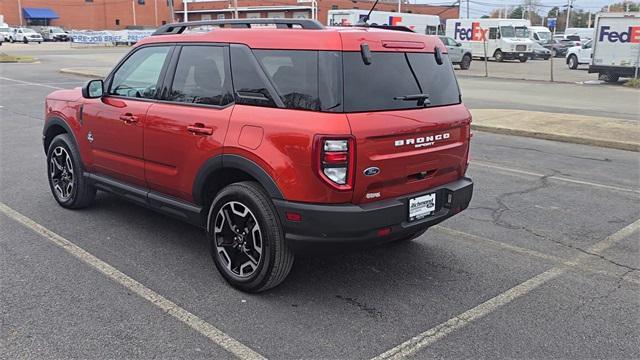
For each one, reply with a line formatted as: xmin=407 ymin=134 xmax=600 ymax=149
xmin=226 ymin=105 xmax=352 ymax=204
xmin=144 ymin=103 xmax=232 ymax=201
xmin=347 ymin=104 xmax=471 ymax=204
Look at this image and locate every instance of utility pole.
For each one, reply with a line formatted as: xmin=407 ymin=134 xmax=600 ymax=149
xmin=184 ymin=0 xmax=188 ymax=22
xmin=168 ymin=0 xmax=175 ymax=23
xmin=17 ymin=0 xmax=23 ymax=26
xmin=565 ymin=0 xmax=573 ymax=31
xmin=398 ymin=0 xmax=402 ymax=13
xmin=233 ymin=0 xmax=239 ymax=19
xmin=154 ymin=0 xmax=158 ymax=26
xmin=132 ymin=0 xmax=137 ymax=26
xmin=467 ymin=0 xmax=470 ymax=19
xmin=587 ymin=10 xmax=591 ymax=27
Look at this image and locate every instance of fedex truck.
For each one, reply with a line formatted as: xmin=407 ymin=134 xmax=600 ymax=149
xmin=589 ymin=12 xmax=640 ymax=82
xmin=327 ymin=9 xmax=441 ymax=35
xmin=445 ymin=18 xmax=535 ymax=62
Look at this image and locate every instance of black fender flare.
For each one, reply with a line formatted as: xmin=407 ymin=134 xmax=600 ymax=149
xmin=43 ymin=117 xmax=78 ymax=153
xmin=192 ymin=154 xmax=284 ymax=206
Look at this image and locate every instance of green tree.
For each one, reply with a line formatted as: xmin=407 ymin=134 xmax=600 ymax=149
xmin=509 ymin=6 xmax=524 ymax=19
xmin=602 ymin=1 xmax=640 ymax=12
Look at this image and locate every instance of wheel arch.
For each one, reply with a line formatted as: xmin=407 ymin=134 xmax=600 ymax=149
xmin=193 ymin=154 xmax=284 ymax=208
xmin=43 ymin=117 xmax=77 ymax=153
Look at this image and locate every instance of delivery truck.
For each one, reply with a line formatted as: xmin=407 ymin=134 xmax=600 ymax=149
xmin=589 ymin=12 xmax=640 ymax=82
xmin=327 ymin=9 xmax=441 ymax=35
xmin=445 ymin=18 xmax=535 ymax=62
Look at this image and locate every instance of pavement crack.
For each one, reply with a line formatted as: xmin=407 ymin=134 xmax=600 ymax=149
xmin=335 ymin=295 xmax=382 ymax=319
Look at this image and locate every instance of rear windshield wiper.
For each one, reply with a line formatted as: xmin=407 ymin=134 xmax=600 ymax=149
xmin=394 ymin=93 xmax=431 ymax=107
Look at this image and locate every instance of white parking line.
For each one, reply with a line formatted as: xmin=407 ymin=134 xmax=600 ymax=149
xmin=472 ymin=160 xmax=640 ymax=194
xmin=372 ymin=219 xmax=640 ymax=360
xmin=0 ymin=202 xmax=266 ymax=360
xmin=0 ymin=76 xmax=63 ymax=90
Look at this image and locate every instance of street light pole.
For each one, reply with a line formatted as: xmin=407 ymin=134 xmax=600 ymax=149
xmin=18 ymin=0 xmax=23 ymax=26
xmin=233 ymin=0 xmax=239 ymax=19
xmin=565 ymin=0 xmax=573 ymax=31
xmin=184 ymin=0 xmax=188 ymax=22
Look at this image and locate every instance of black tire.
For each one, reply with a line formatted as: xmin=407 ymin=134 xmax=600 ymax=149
xmin=46 ymin=134 xmax=96 ymax=209
xmin=543 ymin=55 xmax=550 ymax=60
xmin=494 ymin=49 xmax=504 ymax=62
xmin=599 ymin=72 xmax=620 ymax=83
xmin=207 ymin=181 xmax=294 ymax=292
xmin=567 ymin=55 xmax=579 ymax=70
xmin=23 ymin=38 xmax=28 ymax=44
xmin=551 ymin=49 xmax=557 ymax=57
xmin=459 ymin=54 xmax=472 ymax=70
xmin=518 ymin=56 xmax=528 ymax=63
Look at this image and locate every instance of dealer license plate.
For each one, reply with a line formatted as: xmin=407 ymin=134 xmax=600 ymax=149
xmin=409 ymin=193 xmax=436 ymax=221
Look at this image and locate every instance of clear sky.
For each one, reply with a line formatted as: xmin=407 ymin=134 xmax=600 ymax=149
xmin=411 ymin=0 xmax=615 ymax=18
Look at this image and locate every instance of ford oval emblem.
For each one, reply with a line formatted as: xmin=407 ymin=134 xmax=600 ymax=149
xmin=363 ymin=167 xmax=380 ymax=176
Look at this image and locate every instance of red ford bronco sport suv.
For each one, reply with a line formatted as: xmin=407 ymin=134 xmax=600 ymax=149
xmin=43 ymin=19 xmax=473 ymax=292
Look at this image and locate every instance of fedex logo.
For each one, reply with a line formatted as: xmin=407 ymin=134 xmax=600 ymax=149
xmin=389 ymin=16 xmax=402 ymax=26
xmin=454 ymin=22 xmax=487 ymax=41
xmin=598 ymin=26 xmax=640 ymax=43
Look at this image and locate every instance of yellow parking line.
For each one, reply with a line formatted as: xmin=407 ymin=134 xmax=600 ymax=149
xmin=372 ymin=219 xmax=640 ymax=360
xmin=0 ymin=202 xmax=266 ymax=360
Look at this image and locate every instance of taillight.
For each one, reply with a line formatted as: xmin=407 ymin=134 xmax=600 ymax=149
xmin=315 ymin=137 xmax=355 ymax=191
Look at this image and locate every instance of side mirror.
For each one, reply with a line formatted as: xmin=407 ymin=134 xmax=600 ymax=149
xmin=82 ymin=79 xmax=104 ymax=99
xmin=456 ymin=42 xmax=462 ymax=47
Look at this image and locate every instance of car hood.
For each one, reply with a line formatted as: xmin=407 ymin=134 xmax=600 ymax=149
xmin=47 ymin=87 xmax=83 ymax=102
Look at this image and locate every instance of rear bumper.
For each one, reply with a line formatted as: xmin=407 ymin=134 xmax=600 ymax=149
xmin=274 ymin=177 xmax=473 ymax=244
xmin=504 ymin=52 xmax=532 ymax=59
xmin=588 ymin=65 xmax=635 ymax=77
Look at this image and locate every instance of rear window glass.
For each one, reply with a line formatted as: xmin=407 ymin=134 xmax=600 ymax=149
xmin=343 ymin=52 xmax=460 ymax=112
xmin=253 ymin=50 xmax=342 ymax=112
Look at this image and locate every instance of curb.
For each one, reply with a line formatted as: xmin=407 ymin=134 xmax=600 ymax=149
xmin=471 ymin=124 xmax=639 ymax=152
xmin=59 ymin=68 xmax=107 ymax=78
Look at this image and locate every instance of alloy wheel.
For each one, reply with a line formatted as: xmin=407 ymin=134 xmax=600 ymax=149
xmin=49 ymin=146 xmax=74 ymax=201
xmin=213 ymin=201 xmax=263 ymax=278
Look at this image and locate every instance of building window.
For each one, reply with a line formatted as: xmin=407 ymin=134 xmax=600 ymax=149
xmin=201 ymin=14 xmax=212 ymax=20
xmin=85 ymin=0 xmax=93 ymax=2
xmin=217 ymin=14 xmax=226 ymax=20
xmin=115 ymin=19 xmax=120 ymax=26
xmin=138 ymin=0 xmax=146 ymax=4
xmin=331 ymin=5 xmax=338 ymax=10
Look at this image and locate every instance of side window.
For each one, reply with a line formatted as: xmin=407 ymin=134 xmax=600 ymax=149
xmin=254 ymin=50 xmax=320 ymax=111
xmin=109 ymin=46 xmax=170 ymax=99
xmin=230 ymin=45 xmax=279 ymax=108
xmin=489 ymin=28 xmax=498 ymax=40
xmin=168 ymin=46 xmax=233 ymax=106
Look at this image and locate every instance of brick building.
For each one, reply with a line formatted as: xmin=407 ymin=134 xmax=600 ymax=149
xmin=176 ymin=1 xmax=460 ymax=26
xmin=0 ymin=0 xmax=458 ymax=30
xmin=0 ymin=0 xmax=173 ymax=29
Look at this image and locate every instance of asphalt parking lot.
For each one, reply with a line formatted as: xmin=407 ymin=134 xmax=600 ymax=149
xmin=1 ymin=44 xmax=639 ymax=359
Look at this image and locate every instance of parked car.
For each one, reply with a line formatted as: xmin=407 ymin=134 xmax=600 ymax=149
xmin=0 ymin=26 xmax=11 ymax=42
xmin=11 ymin=27 xmax=43 ymax=44
xmin=439 ymin=36 xmax=472 ymax=69
xmin=553 ymin=34 xmax=582 ymax=46
xmin=42 ymin=19 xmax=473 ymax=292
xmin=529 ymin=42 xmax=551 ymax=60
xmin=566 ymin=39 xmax=593 ymax=69
xmin=35 ymin=26 xmax=70 ymax=42
xmin=544 ymin=39 xmax=570 ymax=57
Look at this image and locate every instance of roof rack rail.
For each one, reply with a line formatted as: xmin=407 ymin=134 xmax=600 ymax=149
xmin=368 ymin=24 xmax=415 ymax=33
xmin=152 ymin=19 xmax=324 ymax=36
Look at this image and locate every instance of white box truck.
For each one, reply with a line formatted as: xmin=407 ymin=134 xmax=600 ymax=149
xmin=327 ymin=9 xmax=441 ymax=35
xmin=445 ymin=18 xmax=535 ymax=62
xmin=589 ymin=12 xmax=640 ymax=82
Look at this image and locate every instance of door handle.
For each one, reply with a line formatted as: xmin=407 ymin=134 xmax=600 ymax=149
xmin=187 ymin=123 xmax=214 ymax=136
xmin=119 ymin=113 xmax=138 ymax=124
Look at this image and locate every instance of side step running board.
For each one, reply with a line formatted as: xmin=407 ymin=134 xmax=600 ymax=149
xmin=84 ymin=173 xmax=203 ymax=227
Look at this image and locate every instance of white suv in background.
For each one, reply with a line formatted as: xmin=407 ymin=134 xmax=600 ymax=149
xmin=566 ymin=39 xmax=593 ymax=70
xmin=11 ymin=27 xmax=43 ymax=44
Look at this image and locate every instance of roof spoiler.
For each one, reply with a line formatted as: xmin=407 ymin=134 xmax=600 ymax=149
xmin=152 ymin=19 xmax=324 ymax=36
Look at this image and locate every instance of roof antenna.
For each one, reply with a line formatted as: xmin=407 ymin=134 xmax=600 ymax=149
xmin=358 ymin=0 xmax=380 ymax=25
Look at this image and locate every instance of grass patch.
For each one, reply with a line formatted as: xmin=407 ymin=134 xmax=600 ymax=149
xmin=624 ymin=77 xmax=640 ymax=88
xmin=0 ymin=53 xmax=37 ymax=63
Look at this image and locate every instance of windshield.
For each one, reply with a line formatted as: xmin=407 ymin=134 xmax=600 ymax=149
xmin=515 ymin=26 xmax=529 ymax=38
xmin=343 ymin=52 xmax=460 ymax=112
xmin=537 ymin=31 xmax=551 ymax=41
xmin=51 ymin=27 xmax=65 ymax=33
xmin=23 ymin=28 xmax=37 ymax=33
xmin=500 ymin=26 xmax=515 ymax=38
xmin=0 ymin=28 xmax=9 ymax=33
